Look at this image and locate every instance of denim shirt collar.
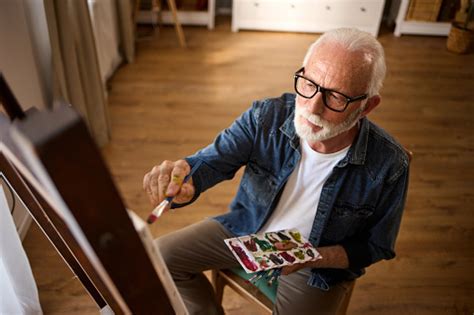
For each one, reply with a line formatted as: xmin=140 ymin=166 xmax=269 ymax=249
xmin=278 ymin=111 xmax=369 ymax=166
xmin=348 ymin=117 xmax=369 ymax=165
xmin=279 ymin=111 xmax=300 ymax=150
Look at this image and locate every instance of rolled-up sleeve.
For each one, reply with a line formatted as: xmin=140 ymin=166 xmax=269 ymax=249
xmin=172 ymin=104 xmax=259 ymax=208
xmin=341 ymin=165 xmax=410 ymax=270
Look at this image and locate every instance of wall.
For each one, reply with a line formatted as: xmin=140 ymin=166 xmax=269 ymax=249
xmin=23 ymin=0 xmax=53 ymax=107
xmin=0 ymin=0 xmax=50 ymax=110
xmin=0 ymin=0 xmax=52 ymax=238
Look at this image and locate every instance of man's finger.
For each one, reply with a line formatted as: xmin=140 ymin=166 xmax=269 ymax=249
xmin=148 ymin=174 xmax=159 ymax=204
xmin=167 ymin=165 xmax=188 ymax=196
xmin=281 ymin=263 xmax=304 ymax=275
xmin=281 ymin=266 xmax=292 ymax=276
xmin=170 ymin=160 xmax=191 ymax=194
xmin=175 ymin=159 xmax=191 ymax=172
xmin=143 ymin=172 xmax=150 ymax=191
xmin=157 ymin=172 xmax=170 ymax=202
xmin=143 ymin=173 xmax=153 ymax=202
xmin=173 ymin=183 xmax=195 ymax=204
xmin=155 ymin=161 xmax=172 ymax=202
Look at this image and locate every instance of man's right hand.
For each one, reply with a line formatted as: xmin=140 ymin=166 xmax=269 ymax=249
xmin=143 ymin=159 xmax=195 ymax=208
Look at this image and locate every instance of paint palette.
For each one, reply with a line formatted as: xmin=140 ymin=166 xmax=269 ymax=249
xmin=224 ymin=228 xmax=321 ymax=273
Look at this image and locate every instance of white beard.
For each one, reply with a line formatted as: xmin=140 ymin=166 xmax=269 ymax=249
xmin=294 ymin=101 xmax=364 ymax=143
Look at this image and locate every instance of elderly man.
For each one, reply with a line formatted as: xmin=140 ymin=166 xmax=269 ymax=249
xmin=143 ymin=28 xmax=409 ymax=315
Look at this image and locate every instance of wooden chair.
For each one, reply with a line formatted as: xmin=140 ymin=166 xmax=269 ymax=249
xmin=212 ymin=268 xmax=274 ymax=313
xmin=212 ymin=268 xmax=354 ymax=314
xmin=212 ymin=148 xmax=413 ymax=314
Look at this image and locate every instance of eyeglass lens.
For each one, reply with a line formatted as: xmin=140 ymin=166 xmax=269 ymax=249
xmin=295 ymin=76 xmax=347 ymax=111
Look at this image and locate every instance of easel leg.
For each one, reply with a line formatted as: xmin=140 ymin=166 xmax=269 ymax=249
xmin=166 ymin=0 xmax=187 ymax=47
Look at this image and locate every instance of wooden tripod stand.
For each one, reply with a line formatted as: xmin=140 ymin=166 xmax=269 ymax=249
xmin=135 ymin=0 xmax=187 ymax=47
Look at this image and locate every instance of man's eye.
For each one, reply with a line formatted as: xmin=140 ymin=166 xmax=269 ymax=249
xmin=328 ymin=92 xmax=343 ymax=100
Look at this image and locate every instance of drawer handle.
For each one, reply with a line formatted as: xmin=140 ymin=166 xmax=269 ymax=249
xmin=360 ymin=7 xmax=366 ymax=12
xmin=290 ymin=4 xmax=295 ymax=8
xmin=326 ymin=5 xmax=331 ymax=10
xmin=254 ymin=2 xmax=259 ymax=7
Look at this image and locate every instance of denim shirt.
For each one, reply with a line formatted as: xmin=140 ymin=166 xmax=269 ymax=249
xmin=180 ymin=93 xmax=410 ymax=290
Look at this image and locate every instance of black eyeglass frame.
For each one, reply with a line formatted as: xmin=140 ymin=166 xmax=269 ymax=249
xmin=293 ymin=67 xmax=368 ymax=113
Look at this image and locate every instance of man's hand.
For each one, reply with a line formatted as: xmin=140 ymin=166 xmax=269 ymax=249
xmin=143 ymin=159 xmax=195 ymax=208
xmin=281 ymin=245 xmax=349 ymax=275
xmin=281 ymin=261 xmax=310 ymax=275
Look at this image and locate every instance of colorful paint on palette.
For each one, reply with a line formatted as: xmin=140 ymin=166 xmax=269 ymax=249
xmin=224 ymin=228 xmax=322 ymax=273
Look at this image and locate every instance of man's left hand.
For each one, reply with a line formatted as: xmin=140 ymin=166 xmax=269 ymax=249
xmin=281 ymin=262 xmax=310 ymax=275
xmin=280 ymin=245 xmax=350 ymax=275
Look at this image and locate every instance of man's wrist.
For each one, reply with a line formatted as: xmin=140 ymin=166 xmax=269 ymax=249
xmin=307 ymin=245 xmax=349 ymax=269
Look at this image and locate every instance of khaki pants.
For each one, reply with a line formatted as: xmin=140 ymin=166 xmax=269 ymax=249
xmin=156 ymin=219 xmax=353 ymax=315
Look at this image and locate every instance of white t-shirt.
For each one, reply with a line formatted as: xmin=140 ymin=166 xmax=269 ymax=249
xmin=258 ymin=140 xmax=350 ymax=240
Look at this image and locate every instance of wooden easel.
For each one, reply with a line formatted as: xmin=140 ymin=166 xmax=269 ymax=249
xmin=0 ymin=74 xmax=186 ymax=314
xmin=135 ymin=0 xmax=187 ymax=47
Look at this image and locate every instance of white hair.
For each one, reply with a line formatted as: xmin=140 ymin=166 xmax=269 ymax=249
xmin=302 ymin=28 xmax=386 ymax=97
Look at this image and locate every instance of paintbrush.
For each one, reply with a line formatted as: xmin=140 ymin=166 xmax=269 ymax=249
xmin=146 ymin=160 xmax=203 ymax=224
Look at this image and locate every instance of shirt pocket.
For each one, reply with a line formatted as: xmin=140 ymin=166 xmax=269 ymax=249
xmin=242 ymin=162 xmax=276 ymax=205
xmin=323 ymin=203 xmax=374 ymax=243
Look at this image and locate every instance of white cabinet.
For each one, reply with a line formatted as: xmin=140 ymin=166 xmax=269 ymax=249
xmin=394 ymin=0 xmax=451 ymax=36
xmin=232 ymin=0 xmax=386 ymax=36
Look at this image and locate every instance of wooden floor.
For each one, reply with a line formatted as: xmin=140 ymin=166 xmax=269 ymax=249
xmin=23 ymin=17 xmax=474 ymax=314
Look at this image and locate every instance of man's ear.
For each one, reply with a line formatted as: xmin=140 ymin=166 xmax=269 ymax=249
xmin=361 ymin=95 xmax=381 ymax=117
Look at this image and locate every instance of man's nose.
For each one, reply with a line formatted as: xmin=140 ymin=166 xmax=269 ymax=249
xmin=306 ymin=91 xmax=325 ymax=114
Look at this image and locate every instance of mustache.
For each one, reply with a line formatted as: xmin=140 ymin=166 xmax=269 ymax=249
xmin=295 ymin=106 xmax=335 ymax=129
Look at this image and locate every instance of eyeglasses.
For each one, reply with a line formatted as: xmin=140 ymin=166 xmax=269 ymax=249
xmin=294 ymin=67 xmax=368 ymax=112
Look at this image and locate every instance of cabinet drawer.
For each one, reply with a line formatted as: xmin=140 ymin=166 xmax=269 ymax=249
xmin=319 ymin=1 xmax=385 ymax=27
xmin=234 ymin=0 xmax=314 ymax=22
xmin=232 ymin=0 xmax=385 ymax=35
xmin=233 ymin=0 xmax=322 ymax=31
